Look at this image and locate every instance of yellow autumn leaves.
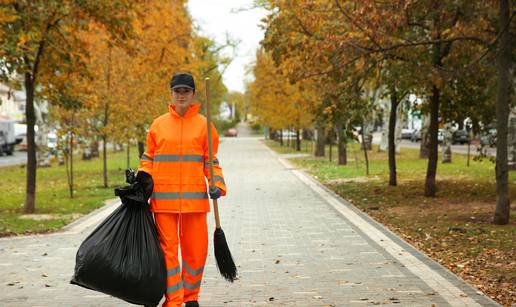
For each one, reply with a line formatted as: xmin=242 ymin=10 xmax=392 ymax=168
xmin=44 ymin=1 xmax=228 ymax=146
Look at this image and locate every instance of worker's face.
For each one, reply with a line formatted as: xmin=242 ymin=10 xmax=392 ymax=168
xmin=172 ymin=87 xmax=195 ymax=109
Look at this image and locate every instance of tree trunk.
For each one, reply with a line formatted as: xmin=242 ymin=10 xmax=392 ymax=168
xmin=290 ymin=126 xmax=295 ymax=149
xmin=441 ymin=124 xmax=452 ymax=163
xmin=302 ymin=129 xmax=310 ymax=141
xmin=336 ymin=121 xmax=347 ymax=165
xmin=424 ymin=34 xmax=443 ymax=197
xmin=64 ymin=141 xmax=71 ymax=198
xmin=127 ymin=140 xmax=130 ymax=169
xmin=494 ymin=0 xmax=511 ymax=225
xmin=329 ymin=138 xmax=333 ymax=162
xmin=279 ymin=131 xmax=283 ymax=146
xmin=361 ymin=121 xmax=370 ymax=176
xmin=292 ymin=129 xmax=296 ymax=149
xmin=138 ymin=140 xmax=145 ymax=159
xmin=420 ymin=116 xmax=430 ymax=158
xmin=378 ymin=107 xmax=388 ymax=152
xmin=365 ymin=132 xmax=373 ymax=150
xmin=467 ymin=140 xmax=471 ymax=167
xmin=424 ymin=84 xmax=440 ymax=197
xmin=24 ymin=73 xmax=36 ymax=213
xmin=103 ymin=135 xmax=108 ymax=188
xmin=360 ymin=122 xmax=373 ymax=151
xmin=315 ymin=124 xmax=325 ymax=157
xmin=296 ymin=129 xmax=301 ymax=151
xmin=289 ymin=131 xmax=294 ymax=149
xmin=269 ymin=128 xmax=275 ymax=140
xmin=353 ymin=145 xmax=359 ymax=168
xmin=441 ymin=143 xmax=452 ymax=163
xmin=388 ymin=85 xmax=398 ymax=186
xmin=63 ymin=115 xmax=74 ymax=198
xmin=507 ymin=110 xmax=516 ymax=170
xmin=70 ymin=128 xmax=74 ymax=198
xmin=103 ymin=46 xmax=111 ymax=189
xmin=91 ymin=139 xmax=100 ymax=158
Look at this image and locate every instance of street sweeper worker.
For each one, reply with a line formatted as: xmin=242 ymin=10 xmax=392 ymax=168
xmin=136 ymin=72 xmax=227 ymax=307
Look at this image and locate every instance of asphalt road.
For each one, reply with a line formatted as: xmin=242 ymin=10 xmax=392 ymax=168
xmin=0 ymin=151 xmax=26 ymax=168
xmin=0 ymin=132 xmax=497 ymax=169
xmin=371 ymin=132 xmax=497 ymax=157
xmin=398 ymin=139 xmax=497 ymax=157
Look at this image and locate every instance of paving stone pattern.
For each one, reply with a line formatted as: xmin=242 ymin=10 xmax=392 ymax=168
xmin=0 ymin=135 xmax=497 ymax=306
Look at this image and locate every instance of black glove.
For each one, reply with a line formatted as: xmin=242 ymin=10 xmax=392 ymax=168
xmin=136 ymin=171 xmax=154 ymax=201
xmin=208 ymin=186 xmax=221 ymax=200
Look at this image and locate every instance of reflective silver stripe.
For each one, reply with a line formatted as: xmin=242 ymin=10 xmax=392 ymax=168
xmin=182 ymin=261 xmax=204 ymax=276
xmin=214 ymin=175 xmax=225 ymax=185
xmin=183 ymin=280 xmax=201 ymax=290
xmin=153 ymin=192 xmax=180 ymax=200
xmin=183 ymin=192 xmax=208 ymax=199
xmin=141 ymin=153 xmax=153 ymax=161
xmin=154 ymin=154 xmax=203 ymax=162
xmin=167 ymin=281 xmax=183 ymax=293
xmin=167 ymin=265 xmax=180 ymax=276
xmin=154 ymin=155 xmax=180 ymax=162
xmin=183 ymin=155 xmax=205 ymax=162
xmin=153 ymin=192 xmax=208 ymax=200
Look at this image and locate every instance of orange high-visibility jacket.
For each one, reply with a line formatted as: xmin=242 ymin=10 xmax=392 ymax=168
xmin=138 ymin=103 xmax=227 ymax=213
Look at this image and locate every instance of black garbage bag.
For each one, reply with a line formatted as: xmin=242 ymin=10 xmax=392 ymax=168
xmin=71 ymin=169 xmax=166 ymax=306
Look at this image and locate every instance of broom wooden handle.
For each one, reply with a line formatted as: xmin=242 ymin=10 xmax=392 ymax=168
xmin=205 ymin=78 xmax=221 ymax=229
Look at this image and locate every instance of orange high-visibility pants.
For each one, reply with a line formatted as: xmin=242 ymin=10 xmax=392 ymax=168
xmin=155 ymin=213 xmax=208 ymax=307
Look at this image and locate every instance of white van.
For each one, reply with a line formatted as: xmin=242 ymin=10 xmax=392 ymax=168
xmin=0 ymin=120 xmax=17 ymax=155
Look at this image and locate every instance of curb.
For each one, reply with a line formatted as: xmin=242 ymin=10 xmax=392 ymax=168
xmin=61 ymin=198 xmax=120 ymax=234
xmin=0 ymin=198 xmax=120 ymax=241
xmin=265 ymin=145 xmax=499 ymax=307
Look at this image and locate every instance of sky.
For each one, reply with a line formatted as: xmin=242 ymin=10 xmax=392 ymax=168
xmin=187 ymin=0 xmax=268 ymax=93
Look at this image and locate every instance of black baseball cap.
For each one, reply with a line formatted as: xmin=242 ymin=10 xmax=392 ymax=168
xmin=170 ymin=72 xmax=195 ymax=91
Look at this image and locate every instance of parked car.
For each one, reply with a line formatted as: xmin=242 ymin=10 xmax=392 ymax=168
xmin=17 ymin=133 xmax=27 ymax=151
xmin=352 ymin=125 xmax=362 ymax=134
xmin=452 ymin=129 xmax=469 ymax=145
xmin=47 ymin=132 xmax=58 ymax=154
xmin=276 ymin=130 xmax=297 ymax=138
xmin=351 ymin=126 xmax=361 ymax=139
xmin=14 ymin=123 xmax=25 ymax=145
xmin=0 ymin=119 xmax=18 ymax=155
xmin=480 ymin=128 xmax=497 ymax=147
xmin=401 ymin=128 xmax=414 ymax=140
xmin=224 ymin=128 xmax=238 ymax=137
xmin=411 ymin=129 xmax=421 ymax=142
xmin=14 ymin=123 xmax=39 ymax=151
xmin=438 ymin=129 xmax=444 ymax=144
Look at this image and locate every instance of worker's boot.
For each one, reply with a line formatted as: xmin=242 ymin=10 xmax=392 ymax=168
xmin=185 ymin=301 xmax=199 ymax=307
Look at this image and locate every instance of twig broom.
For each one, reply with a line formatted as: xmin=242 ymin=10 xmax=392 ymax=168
xmin=205 ymin=78 xmax=237 ymax=282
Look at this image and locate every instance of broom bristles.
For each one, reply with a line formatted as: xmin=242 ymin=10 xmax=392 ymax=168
xmin=214 ymin=227 xmax=237 ymax=282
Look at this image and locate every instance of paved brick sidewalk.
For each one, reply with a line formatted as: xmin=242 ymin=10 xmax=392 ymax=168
xmin=0 ymin=137 xmax=498 ymax=306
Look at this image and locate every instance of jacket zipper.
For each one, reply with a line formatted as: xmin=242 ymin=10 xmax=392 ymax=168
xmin=179 ymin=117 xmax=183 ymax=212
